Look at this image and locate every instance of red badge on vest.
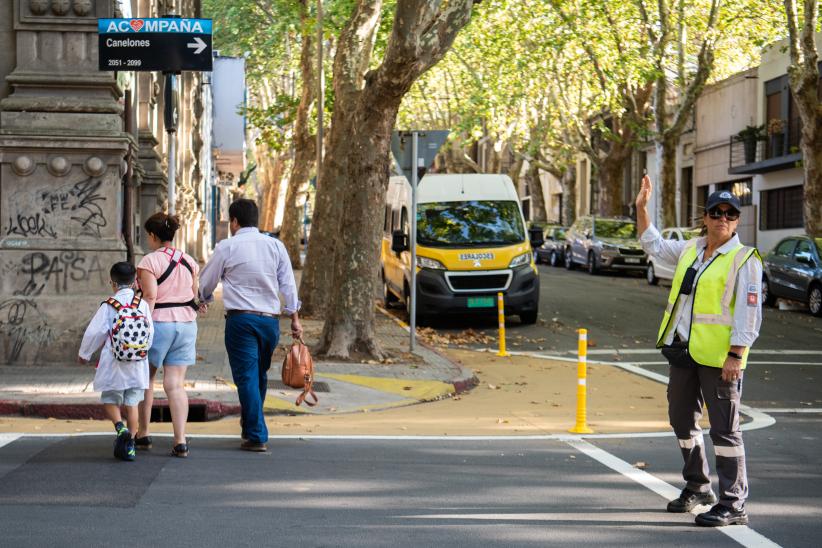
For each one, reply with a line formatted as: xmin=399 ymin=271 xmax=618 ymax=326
xmin=747 ymin=284 xmax=758 ymax=306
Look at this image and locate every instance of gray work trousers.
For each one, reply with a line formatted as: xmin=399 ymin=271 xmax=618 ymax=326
xmin=667 ymin=360 xmax=748 ymax=510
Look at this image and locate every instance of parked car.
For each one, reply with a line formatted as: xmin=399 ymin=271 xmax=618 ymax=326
xmin=564 ymin=216 xmax=647 ymax=275
xmin=762 ymin=236 xmax=822 ymax=316
xmin=536 ymin=226 xmax=568 ymax=267
xmin=646 ymin=226 xmax=702 ymax=285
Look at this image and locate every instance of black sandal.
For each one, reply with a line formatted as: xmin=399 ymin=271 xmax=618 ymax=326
xmin=171 ymin=443 xmax=189 ymax=458
xmin=134 ymin=436 xmax=152 ymax=450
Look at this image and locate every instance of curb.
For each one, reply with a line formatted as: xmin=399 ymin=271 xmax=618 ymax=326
xmin=0 ymin=398 xmax=241 ymax=422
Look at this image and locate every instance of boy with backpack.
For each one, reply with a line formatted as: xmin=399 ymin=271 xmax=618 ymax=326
xmin=78 ymin=262 xmax=153 ymax=461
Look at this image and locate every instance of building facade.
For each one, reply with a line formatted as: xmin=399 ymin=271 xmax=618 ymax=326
xmin=0 ymin=0 xmax=214 ymax=366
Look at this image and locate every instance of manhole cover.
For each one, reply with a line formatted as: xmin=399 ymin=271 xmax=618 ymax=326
xmin=268 ymin=380 xmax=330 ymax=392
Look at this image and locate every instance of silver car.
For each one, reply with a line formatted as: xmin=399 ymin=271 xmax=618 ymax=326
xmin=564 ymin=216 xmax=647 ymax=275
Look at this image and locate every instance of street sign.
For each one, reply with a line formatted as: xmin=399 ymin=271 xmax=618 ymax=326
xmin=391 ymin=130 xmax=449 ymax=184
xmin=98 ymin=18 xmax=213 ymax=72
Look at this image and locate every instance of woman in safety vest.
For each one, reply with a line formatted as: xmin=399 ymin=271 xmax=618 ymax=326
xmin=636 ymin=175 xmax=762 ymax=527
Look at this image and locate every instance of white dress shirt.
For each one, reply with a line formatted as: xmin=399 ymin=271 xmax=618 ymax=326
xmin=79 ymin=288 xmax=153 ymax=392
xmin=199 ymin=227 xmax=301 ymax=315
xmin=640 ymin=225 xmax=762 ymax=347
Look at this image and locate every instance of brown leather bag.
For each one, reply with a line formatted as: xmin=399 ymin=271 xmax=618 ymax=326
xmin=281 ymin=338 xmax=318 ymax=407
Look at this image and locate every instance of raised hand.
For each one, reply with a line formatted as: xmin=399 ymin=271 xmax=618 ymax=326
xmin=636 ymin=174 xmax=653 ymax=210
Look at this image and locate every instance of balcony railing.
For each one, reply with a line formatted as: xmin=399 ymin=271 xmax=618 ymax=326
xmin=729 ymin=122 xmax=803 ymax=174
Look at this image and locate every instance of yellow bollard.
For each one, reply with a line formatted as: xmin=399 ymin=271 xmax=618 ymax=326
xmin=496 ymin=292 xmax=509 ymax=357
xmin=569 ymin=328 xmax=594 ymax=434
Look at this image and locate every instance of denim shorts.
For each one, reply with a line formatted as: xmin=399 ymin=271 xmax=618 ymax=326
xmin=100 ymin=388 xmax=144 ymax=406
xmin=148 ymin=321 xmax=198 ymax=367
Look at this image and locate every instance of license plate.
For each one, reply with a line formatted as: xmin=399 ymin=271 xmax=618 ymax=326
xmin=467 ymin=296 xmax=495 ymax=308
xmin=625 ymin=258 xmax=640 ymax=264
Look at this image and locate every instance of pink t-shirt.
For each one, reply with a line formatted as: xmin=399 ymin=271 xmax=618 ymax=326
xmin=137 ymin=247 xmax=199 ymax=322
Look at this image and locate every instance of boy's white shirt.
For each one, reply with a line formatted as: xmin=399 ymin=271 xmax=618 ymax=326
xmin=79 ymin=287 xmax=153 ymax=393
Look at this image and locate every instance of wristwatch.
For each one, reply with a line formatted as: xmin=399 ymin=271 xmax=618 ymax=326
xmin=727 ymin=351 xmax=743 ymax=360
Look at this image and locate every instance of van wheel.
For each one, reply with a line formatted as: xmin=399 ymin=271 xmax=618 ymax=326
xmin=564 ymin=248 xmax=574 ymax=270
xmin=587 ymin=252 xmax=598 ymax=275
xmin=520 ymin=310 xmax=538 ymax=325
xmin=809 ymin=284 xmax=822 ymax=317
xmin=646 ymin=264 xmax=658 ymax=285
xmin=762 ymin=276 xmax=776 ymax=307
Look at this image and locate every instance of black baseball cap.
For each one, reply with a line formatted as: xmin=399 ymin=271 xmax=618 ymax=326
xmin=705 ymin=190 xmax=741 ymax=213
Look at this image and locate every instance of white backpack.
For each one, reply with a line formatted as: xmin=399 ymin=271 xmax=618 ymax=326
xmin=106 ymin=293 xmax=150 ymax=362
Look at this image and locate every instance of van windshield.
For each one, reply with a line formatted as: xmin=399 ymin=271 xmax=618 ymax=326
xmin=417 ymin=201 xmax=525 ymax=247
xmin=594 ymin=219 xmax=637 ymax=239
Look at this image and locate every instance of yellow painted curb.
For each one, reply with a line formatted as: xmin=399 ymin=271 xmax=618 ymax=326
xmin=263 ymin=396 xmax=307 ymax=414
xmin=321 ymin=373 xmax=455 ymax=401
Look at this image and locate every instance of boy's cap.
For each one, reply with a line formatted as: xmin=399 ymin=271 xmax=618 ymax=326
xmin=705 ymin=191 xmax=741 ymax=212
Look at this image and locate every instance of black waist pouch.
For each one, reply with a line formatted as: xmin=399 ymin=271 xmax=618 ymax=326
xmin=661 ymin=340 xmax=695 ymax=368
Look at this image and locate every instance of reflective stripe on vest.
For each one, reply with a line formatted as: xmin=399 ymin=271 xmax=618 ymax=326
xmin=656 ymin=241 xmax=761 ymax=369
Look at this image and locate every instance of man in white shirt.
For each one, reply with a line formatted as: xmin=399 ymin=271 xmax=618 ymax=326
xmin=200 ymin=199 xmax=303 ymax=452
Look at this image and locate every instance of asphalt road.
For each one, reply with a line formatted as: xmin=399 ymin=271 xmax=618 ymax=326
xmin=2 ymin=433 xmax=818 ymax=547
xmin=412 ymin=264 xmax=822 ymax=409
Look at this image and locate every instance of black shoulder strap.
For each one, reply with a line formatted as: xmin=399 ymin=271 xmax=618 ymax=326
xmin=157 ymin=251 xmax=193 ymax=285
xmin=104 ymin=297 xmax=122 ymax=311
xmin=130 ymin=293 xmax=142 ymax=309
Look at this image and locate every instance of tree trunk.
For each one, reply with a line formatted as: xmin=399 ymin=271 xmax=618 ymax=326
xmin=316 ymin=0 xmax=477 ymax=359
xmin=281 ymin=2 xmax=316 ymax=269
xmin=299 ymin=1 xmax=382 ymax=317
xmin=317 ymin=96 xmax=401 ymax=359
xmin=526 ymin=162 xmax=548 ymax=224
xmin=657 ymin=137 xmax=678 ymax=227
xmin=561 ymin=165 xmax=576 ymax=226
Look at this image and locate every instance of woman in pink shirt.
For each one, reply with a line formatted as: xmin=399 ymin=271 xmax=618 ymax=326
xmin=135 ymin=213 xmax=200 ymax=457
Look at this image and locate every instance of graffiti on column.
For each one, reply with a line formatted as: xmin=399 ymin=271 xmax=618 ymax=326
xmin=4 ymin=177 xmax=108 ymax=239
xmin=0 ymin=250 xmax=105 ymax=363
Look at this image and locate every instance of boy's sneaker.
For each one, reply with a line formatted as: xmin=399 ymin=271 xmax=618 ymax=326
xmin=125 ymin=437 xmax=136 ymax=461
xmin=113 ymin=425 xmax=133 ymax=461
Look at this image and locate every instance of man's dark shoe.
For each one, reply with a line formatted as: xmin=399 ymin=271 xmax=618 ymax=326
xmin=695 ymin=504 xmax=748 ymax=527
xmin=666 ymin=488 xmax=717 ymax=513
xmin=240 ymin=440 xmax=267 ymax=452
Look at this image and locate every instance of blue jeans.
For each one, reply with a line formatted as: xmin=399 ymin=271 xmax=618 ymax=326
xmin=224 ymin=314 xmax=280 ymax=444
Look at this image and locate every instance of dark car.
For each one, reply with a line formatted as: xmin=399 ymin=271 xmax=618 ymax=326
xmin=535 ymin=226 xmax=568 ymax=267
xmin=564 ymin=216 xmax=647 ymax=275
xmin=762 ymin=236 xmax=822 ymax=316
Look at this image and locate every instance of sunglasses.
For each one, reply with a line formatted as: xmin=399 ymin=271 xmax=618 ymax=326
xmin=707 ymin=208 xmax=740 ymax=221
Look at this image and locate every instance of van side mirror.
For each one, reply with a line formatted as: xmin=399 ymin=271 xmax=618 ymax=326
xmin=391 ymin=230 xmax=408 ymax=253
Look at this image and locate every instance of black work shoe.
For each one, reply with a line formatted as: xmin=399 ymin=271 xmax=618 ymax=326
xmin=666 ymin=488 xmax=718 ymax=513
xmin=240 ymin=440 xmax=267 ymax=452
xmin=695 ymin=504 xmax=749 ymax=527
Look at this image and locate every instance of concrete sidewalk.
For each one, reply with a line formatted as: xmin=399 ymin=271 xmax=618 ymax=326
xmin=0 ymin=294 xmax=476 ymax=420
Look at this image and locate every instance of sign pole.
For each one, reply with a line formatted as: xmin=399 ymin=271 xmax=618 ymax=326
xmin=164 ymin=73 xmax=179 ymax=214
xmin=410 ymin=131 xmax=418 ymax=352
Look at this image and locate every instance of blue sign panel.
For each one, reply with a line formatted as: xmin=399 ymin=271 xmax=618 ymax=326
xmin=98 ymin=18 xmax=213 ymax=72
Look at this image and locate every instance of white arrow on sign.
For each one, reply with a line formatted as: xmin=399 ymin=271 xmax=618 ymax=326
xmin=187 ymin=37 xmax=207 ymax=55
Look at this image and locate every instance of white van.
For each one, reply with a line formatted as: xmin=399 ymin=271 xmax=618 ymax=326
xmin=380 ymin=173 xmax=540 ymax=324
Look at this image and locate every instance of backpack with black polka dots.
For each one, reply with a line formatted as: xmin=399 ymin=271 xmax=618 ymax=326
xmin=105 ymin=294 xmax=150 ymax=362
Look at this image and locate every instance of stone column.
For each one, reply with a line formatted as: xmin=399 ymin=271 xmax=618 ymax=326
xmin=0 ymin=0 xmax=130 ymax=366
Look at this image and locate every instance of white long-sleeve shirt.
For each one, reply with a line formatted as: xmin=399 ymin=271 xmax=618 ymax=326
xmin=79 ymin=288 xmax=153 ymax=392
xmin=199 ymin=227 xmax=301 ymax=315
xmin=640 ymin=225 xmax=762 ymax=348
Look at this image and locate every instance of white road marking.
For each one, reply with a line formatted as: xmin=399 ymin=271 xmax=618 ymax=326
xmin=0 ymin=433 xmax=22 ymax=449
xmin=759 ymin=408 xmax=822 ymax=414
xmin=567 ymin=438 xmax=782 ymax=548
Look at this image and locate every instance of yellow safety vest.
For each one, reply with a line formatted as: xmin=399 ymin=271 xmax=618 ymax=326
xmin=656 ymin=240 xmax=761 ymax=369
